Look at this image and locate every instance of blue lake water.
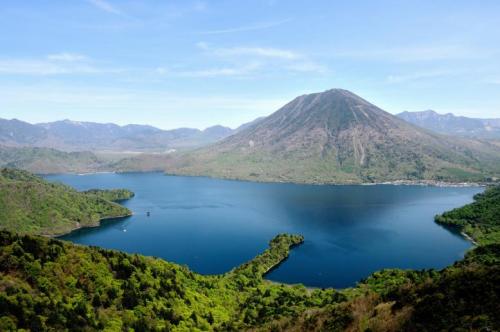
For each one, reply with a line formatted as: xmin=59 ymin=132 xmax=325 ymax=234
xmin=46 ymin=172 xmax=481 ymax=288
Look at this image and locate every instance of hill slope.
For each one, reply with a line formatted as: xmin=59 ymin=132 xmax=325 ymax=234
xmin=397 ymin=110 xmax=500 ymax=139
xmin=0 ymin=146 xmax=111 ymax=174
xmin=167 ymin=89 xmax=500 ymax=183
xmin=0 ymin=168 xmax=132 ymax=236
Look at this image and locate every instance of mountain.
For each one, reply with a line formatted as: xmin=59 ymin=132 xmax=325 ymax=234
xmin=234 ymin=116 xmax=266 ymax=132
xmin=0 ymin=145 xmax=111 ymax=174
xmin=166 ymin=89 xmax=500 ymax=183
xmin=0 ymin=118 xmax=246 ymax=152
xmin=0 ymin=168 xmax=132 ymax=236
xmin=0 ymin=118 xmax=47 ymax=145
xmin=397 ymin=110 xmax=500 ymax=139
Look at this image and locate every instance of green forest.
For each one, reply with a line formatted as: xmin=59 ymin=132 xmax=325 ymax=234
xmin=82 ymin=189 xmax=135 ymax=202
xmin=0 ymin=169 xmax=133 ymax=236
xmin=0 ymin=169 xmax=499 ymax=331
xmin=436 ymin=186 xmax=500 ymax=245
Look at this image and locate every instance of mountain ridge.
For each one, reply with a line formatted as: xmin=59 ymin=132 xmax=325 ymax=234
xmin=0 ymin=117 xmax=259 ymax=152
xmin=165 ymin=89 xmax=500 ymax=183
xmin=397 ymin=110 xmax=500 ymax=139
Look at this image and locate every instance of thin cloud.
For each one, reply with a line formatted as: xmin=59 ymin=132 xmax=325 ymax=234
xmin=194 ymin=43 xmax=327 ymax=75
xmin=0 ymin=60 xmax=99 ymax=75
xmin=285 ymin=61 xmax=328 ymax=74
xmin=387 ymin=70 xmax=452 ymax=83
xmin=0 ymin=54 xmax=118 ymax=76
xmin=202 ymin=45 xmax=301 ymax=60
xmin=47 ymin=53 xmax=88 ymax=62
xmin=197 ymin=18 xmax=292 ymax=35
xmin=178 ymin=62 xmax=262 ymax=78
xmin=335 ymin=45 xmax=482 ymax=62
xmin=87 ymin=0 xmax=123 ymax=15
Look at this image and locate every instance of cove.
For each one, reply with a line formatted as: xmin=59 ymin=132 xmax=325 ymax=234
xmin=46 ymin=172 xmax=481 ymax=288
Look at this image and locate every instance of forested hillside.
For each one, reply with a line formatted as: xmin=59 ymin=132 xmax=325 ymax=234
xmin=0 ymin=168 xmax=133 ymax=236
xmin=436 ymin=186 xmax=500 ymax=244
xmin=0 ymin=231 xmax=342 ymax=331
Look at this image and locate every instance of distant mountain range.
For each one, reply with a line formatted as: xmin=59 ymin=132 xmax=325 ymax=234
xmin=1 ymin=90 xmax=499 ymax=183
xmin=165 ymin=89 xmax=500 ymax=183
xmin=0 ymin=118 xmax=259 ymax=152
xmin=397 ymin=110 xmax=500 ymax=139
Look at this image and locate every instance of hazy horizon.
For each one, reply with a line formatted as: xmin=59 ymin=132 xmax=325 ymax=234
xmin=1 ymin=0 xmax=500 ymax=129
xmin=2 ymin=105 xmax=500 ymax=132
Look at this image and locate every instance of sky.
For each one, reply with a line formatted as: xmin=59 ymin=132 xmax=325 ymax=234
xmin=0 ymin=0 xmax=499 ymax=129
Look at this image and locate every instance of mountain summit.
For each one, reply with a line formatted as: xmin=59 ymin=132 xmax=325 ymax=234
xmin=167 ymin=89 xmax=500 ymax=183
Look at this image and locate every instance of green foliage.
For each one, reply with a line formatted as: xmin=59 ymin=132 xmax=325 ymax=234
xmin=0 ymin=231 xmax=344 ymax=331
xmin=230 ymin=234 xmax=304 ymax=284
xmin=356 ymin=268 xmax=439 ymax=295
xmin=435 ymin=185 xmax=500 ymax=244
xmin=83 ymin=189 xmax=135 ymax=202
xmin=387 ymin=245 xmax=500 ymax=331
xmin=0 ymin=168 xmax=133 ymax=236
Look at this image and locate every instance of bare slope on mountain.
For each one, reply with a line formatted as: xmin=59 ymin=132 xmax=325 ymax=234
xmin=167 ymin=89 xmax=500 ymax=183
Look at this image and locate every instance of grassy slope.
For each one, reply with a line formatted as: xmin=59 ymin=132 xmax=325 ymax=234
xmin=0 ymin=168 xmax=133 ymax=236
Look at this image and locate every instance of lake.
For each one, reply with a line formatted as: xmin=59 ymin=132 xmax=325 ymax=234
xmin=46 ymin=172 xmax=481 ymax=288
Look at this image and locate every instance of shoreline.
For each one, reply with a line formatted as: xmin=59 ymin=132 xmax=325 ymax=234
xmin=39 ymin=170 xmax=494 ymax=187
xmin=171 ymin=174 xmax=489 ymax=188
xmin=460 ymin=231 xmax=478 ymax=246
xmin=50 ymin=212 xmax=133 ymax=238
xmin=165 ymin=171 xmax=491 ymax=188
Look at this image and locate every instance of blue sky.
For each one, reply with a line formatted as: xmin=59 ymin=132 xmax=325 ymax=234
xmin=1 ymin=0 xmax=499 ymax=129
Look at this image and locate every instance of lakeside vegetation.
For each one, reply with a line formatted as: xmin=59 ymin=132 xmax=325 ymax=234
xmin=0 ymin=168 xmax=133 ymax=236
xmin=435 ymin=186 xmax=500 ymax=245
xmin=0 ymin=168 xmax=498 ymax=331
xmin=82 ymin=189 xmax=135 ymax=202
